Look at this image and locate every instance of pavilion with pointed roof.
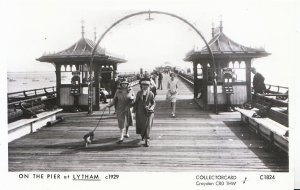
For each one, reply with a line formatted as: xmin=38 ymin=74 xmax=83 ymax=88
xmin=155 ymin=62 xmax=174 ymax=73
xmin=184 ymin=21 xmax=270 ymax=110
xmin=37 ymin=23 xmax=127 ymax=111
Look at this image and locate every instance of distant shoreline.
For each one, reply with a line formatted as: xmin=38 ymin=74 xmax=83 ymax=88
xmin=7 ymin=71 xmax=55 ymax=73
xmin=7 ymin=70 xmax=139 ymax=73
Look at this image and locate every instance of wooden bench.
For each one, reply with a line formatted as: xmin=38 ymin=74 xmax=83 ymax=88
xmin=235 ymin=108 xmax=288 ymax=153
xmin=253 ymin=98 xmax=288 ymax=126
xmin=8 ymin=109 xmax=63 ymax=143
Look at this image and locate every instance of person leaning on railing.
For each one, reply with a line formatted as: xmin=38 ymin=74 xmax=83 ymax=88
xmin=251 ymin=67 xmax=266 ymax=94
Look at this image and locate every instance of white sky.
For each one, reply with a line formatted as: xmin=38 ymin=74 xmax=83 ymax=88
xmin=0 ymin=0 xmax=300 ymax=188
xmin=2 ymin=0 xmax=298 ymax=87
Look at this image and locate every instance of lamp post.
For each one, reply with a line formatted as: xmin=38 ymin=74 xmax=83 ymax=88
xmin=88 ymin=10 xmax=218 ymax=114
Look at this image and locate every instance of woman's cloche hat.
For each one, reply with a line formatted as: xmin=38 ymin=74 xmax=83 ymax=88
xmin=140 ymin=77 xmax=151 ymax=85
xmin=120 ymin=78 xmax=129 ymax=84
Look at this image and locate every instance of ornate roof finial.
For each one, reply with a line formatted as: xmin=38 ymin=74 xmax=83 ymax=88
xmin=94 ymin=27 xmax=97 ymax=42
xmin=219 ymin=15 xmax=223 ymax=33
xmin=81 ymin=20 xmax=85 ymax=38
xmin=211 ymin=22 xmax=215 ymax=37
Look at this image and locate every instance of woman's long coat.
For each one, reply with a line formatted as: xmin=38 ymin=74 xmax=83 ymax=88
xmin=133 ymin=90 xmax=156 ymax=137
xmin=108 ymin=88 xmax=135 ymax=129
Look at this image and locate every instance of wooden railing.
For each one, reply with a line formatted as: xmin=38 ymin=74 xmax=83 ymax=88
xmin=177 ymin=72 xmax=289 ymax=96
xmin=264 ymin=84 xmax=289 ymax=94
xmin=8 ymin=86 xmax=56 ymax=103
xmin=8 ymin=86 xmax=57 ymax=123
xmin=177 ymin=72 xmax=194 ymax=86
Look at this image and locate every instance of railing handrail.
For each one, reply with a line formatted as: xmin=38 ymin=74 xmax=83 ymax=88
xmin=8 ymin=86 xmax=56 ymax=96
xmin=178 ymin=72 xmax=289 ymax=92
xmin=8 ymin=96 xmax=54 ymax=106
xmin=264 ymin=83 xmax=289 ymax=91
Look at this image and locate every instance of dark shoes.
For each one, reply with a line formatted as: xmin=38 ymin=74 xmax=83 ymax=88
xmin=141 ymin=134 xmax=151 ymax=147
xmin=141 ymin=135 xmax=150 ymax=141
xmin=145 ymin=139 xmax=150 ymax=147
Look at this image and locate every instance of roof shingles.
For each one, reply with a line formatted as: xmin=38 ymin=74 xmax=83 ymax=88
xmin=37 ymin=37 xmax=126 ymax=63
xmin=185 ymin=31 xmax=270 ymax=61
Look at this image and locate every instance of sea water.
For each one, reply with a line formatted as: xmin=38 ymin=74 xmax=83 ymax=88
xmin=7 ymin=72 xmax=56 ymax=93
xmin=7 ymin=70 xmax=290 ymax=94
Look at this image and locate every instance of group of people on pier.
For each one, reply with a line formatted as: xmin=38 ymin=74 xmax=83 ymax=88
xmin=100 ymin=66 xmax=267 ymax=147
xmin=103 ymin=72 xmax=178 ymax=147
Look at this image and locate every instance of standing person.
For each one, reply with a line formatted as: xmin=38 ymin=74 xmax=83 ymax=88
xmin=166 ymin=72 xmax=178 ymax=118
xmin=99 ymin=88 xmax=108 ymax=103
xmin=110 ymin=76 xmax=119 ymax=97
xmin=140 ymin=72 xmax=157 ymax=97
xmin=158 ymin=72 xmax=163 ymax=90
xmin=133 ymin=78 xmax=156 ymax=147
xmin=251 ymin=67 xmax=266 ymax=94
xmin=106 ymin=79 xmax=135 ymax=143
xmin=150 ymin=77 xmax=157 ymax=97
xmin=151 ymin=73 xmax=157 ymax=85
xmin=110 ymin=76 xmax=121 ymax=114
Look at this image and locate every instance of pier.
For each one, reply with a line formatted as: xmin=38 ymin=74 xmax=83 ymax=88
xmin=8 ymin=75 xmax=288 ymax=172
xmin=7 ymin=12 xmax=290 ymax=173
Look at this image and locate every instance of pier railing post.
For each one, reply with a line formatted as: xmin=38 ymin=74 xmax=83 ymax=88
xmin=88 ymin=80 xmax=93 ymax=114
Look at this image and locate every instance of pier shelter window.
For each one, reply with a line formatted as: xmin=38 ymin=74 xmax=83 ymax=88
xmin=60 ymin=65 xmax=73 ymax=84
xmin=207 ymin=69 xmax=223 ymax=83
xmin=207 ymin=61 xmax=246 ymax=83
xmin=61 ymin=72 xmax=73 ymax=84
xmin=230 ymin=61 xmax=246 ymax=82
xmin=36 ymin=30 xmax=126 ymax=111
xmin=184 ymin=22 xmax=270 ymax=106
xmin=197 ymin=64 xmax=203 ymax=79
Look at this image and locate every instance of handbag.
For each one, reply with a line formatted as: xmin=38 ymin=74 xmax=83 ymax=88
xmin=146 ymin=108 xmax=154 ymax=117
xmin=146 ymin=108 xmax=154 ymax=114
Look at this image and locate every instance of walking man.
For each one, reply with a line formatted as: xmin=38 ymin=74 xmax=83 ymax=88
xmin=158 ymin=72 xmax=163 ymax=90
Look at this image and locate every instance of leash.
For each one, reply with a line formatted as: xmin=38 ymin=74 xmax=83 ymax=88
xmin=91 ymin=107 xmax=107 ymax=133
xmin=109 ymin=96 xmax=111 ymax=114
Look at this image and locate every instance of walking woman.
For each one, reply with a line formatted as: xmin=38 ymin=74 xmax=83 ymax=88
xmin=106 ymin=79 xmax=135 ymax=143
xmin=166 ymin=72 xmax=178 ymax=118
xmin=133 ymin=78 xmax=156 ymax=147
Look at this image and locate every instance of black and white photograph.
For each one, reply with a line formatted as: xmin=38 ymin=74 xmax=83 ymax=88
xmin=1 ymin=0 xmax=299 ymax=189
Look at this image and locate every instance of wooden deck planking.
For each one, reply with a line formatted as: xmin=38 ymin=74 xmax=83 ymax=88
xmin=8 ymin=74 xmax=288 ymax=172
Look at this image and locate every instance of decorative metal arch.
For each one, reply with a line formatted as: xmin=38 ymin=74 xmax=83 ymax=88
xmin=88 ymin=10 xmax=218 ymax=114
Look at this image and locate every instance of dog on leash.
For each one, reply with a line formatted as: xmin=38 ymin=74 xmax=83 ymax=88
xmin=83 ymin=131 xmax=94 ymax=147
xmin=82 ymin=107 xmax=107 ymax=147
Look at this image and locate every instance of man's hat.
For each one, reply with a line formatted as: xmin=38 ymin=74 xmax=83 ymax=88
xmin=120 ymin=78 xmax=129 ymax=84
xmin=140 ymin=78 xmax=151 ymax=85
